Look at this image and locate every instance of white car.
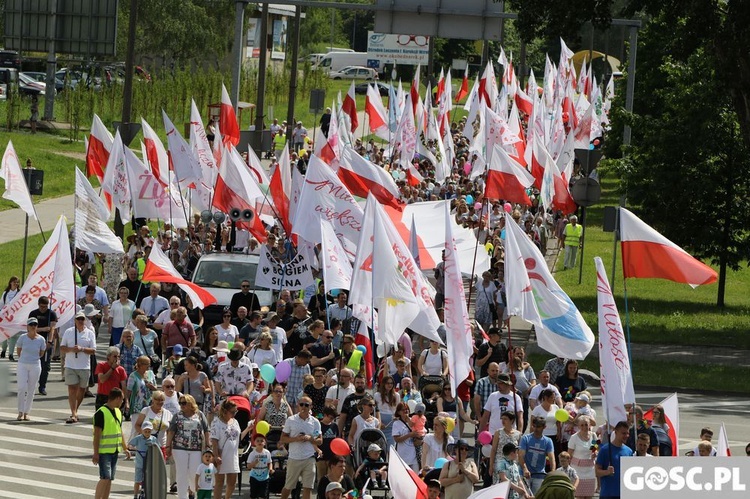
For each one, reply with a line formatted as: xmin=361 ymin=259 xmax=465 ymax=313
xmin=329 ymin=66 xmax=378 ymax=81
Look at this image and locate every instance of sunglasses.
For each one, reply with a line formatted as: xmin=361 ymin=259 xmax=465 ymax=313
xmin=298 ymin=402 xmax=311 ymax=407
xmin=324 ymin=335 xmax=334 ymax=339
xmin=242 ymin=285 xmax=250 ymax=288
xmin=76 ymin=317 xmax=85 ymax=321
xmin=179 ymin=401 xmax=187 ymax=405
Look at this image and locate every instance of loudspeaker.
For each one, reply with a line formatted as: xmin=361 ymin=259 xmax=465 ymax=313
xmin=212 ymin=212 xmax=226 ymax=224
xmin=200 ymin=210 xmax=213 ymax=224
xmin=23 ymin=169 xmax=44 ymax=196
xmin=229 ymin=208 xmax=242 ymax=221
xmin=241 ymin=209 xmax=254 ymax=222
xmin=603 ymin=206 xmax=618 ymax=234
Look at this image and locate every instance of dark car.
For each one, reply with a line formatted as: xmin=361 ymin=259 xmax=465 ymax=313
xmin=23 ymin=72 xmax=64 ymax=93
xmin=354 ymin=82 xmax=389 ymax=96
xmin=0 ymin=50 xmax=21 ymax=69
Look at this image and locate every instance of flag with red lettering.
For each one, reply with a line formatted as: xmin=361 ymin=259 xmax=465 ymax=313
xmin=644 ymin=393 xmax=679 ymax=457
xmin=595 ymin=257 xmax=634 ymax=427
xmin=144 ymin=245 xmax=216 ymax=309
xmin=620 ymin=208 xmax=718 ymax=287
xmin=342 ymin=81 xmax=358 ymax=133
xmin=86 ymin=114 xmax=113 ymax=181
xmin=1 ymin=140 xmax=36 ymax=219
xmin=0 ymin=216 xmax=75 ymax=340
xmin=220 ymin=83 xmax=240 ymax=146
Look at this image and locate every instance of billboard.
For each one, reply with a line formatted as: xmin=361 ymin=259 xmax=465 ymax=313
xmin=246 ymin=18 xmax=260 ymax=58
xmin=367 ymin=31 xmax=429 ymax=65
xmin=271 ymin=18 xmax=288 ymax=60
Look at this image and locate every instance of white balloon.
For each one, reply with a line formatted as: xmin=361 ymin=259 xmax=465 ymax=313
xmin=407 ymin=399 xmax=417 ymax=413
xmin=482 ymin=444 xmax=492 ymax=458
xmin=376 ymin=343 xmax=386 ymax=358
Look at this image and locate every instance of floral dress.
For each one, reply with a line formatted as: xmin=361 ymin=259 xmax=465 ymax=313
xmin=474 ymin=281 xmax=498 ymax=326
xmin=170 ymin=411 xmax=209 ymax=451
xmin=263 ymin=398 xmax=291 ymax=428
xmin=127 ymin=369 xmax=156 ymax=415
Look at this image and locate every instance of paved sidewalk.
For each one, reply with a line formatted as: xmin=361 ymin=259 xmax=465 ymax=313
xmin=0 ymin=194 xmax=75 ymax=244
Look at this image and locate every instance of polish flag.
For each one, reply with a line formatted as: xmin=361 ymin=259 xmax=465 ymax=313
xmin=717 ymin=422 xmax=731 ymax=456
xmin=319 ymin=104 xmax=340 ymax=164
xmin=141 ymin=118 xmax=170 ymax=187
xmin=342 ymin=80 xmax=359 ymax=133
xmin=529 ymin=134 xmax=548 ymax=190
xmin=364 ymin=84 xmax=389 ymax=140
xmin=620 ymin=208 xmax=718 ymax=287
xmin=143 ymin=245 xmax=216 ymax=309
xmin=86 ymin=114 xmax=113 ymax=181
xmin=644 ymin=393 xmax=680 ymax=456
xmin=435 ymin=67 xmax=445 ymax=103
xmin=410 ymin=65 xmax=420 ymax=116
xmin=220 ymin=83 xmax=240 ymax=146
xmin=338 ymin=146 xmax=401 ymax=209
xmin=485 ymin=145 xmax=534 ymax=205
xmin=269 ymin=143 xmax=292 ymax=233
xmin=479 ymin=60 xmax=498 ymax=107
xmin=387 ymin=447 xmax=428 ymax=499
xmin=540 ymin=143 xmax=577 ymax=215
xmin=455 ymin=66 xmax=469 ymax=103
xmin=514 ymin=86 xmax=534 ymax=117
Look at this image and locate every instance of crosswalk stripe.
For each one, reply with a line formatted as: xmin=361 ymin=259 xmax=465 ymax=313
xmin=1 ymin=434 xmax=134 ymax=467
xmin=8 ymin=448 xmax=134 ymax=472
xmin=6 ymin=421 xmax=95 ymax=442
xmin=0 ymin=475 xmax=132 ymax=496
xmin=0 ymin=460 xmax=133 ymax=487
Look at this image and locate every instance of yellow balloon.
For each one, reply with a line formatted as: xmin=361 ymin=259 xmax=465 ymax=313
xmin=445 ymin=417 xmax=455 ymax=434
xmin=555 ymin=409 xmax=570 ymax=423
xmin=256 ymin=420 xmax=270 ymax=436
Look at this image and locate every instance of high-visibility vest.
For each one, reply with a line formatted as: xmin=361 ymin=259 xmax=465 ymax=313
xmin=94 ymin=406 xmax=123 ymax=454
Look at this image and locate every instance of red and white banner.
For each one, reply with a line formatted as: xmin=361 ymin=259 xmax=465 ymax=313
xmin=220 ymin=83 xmax=240 ymax=146
xmin=443 ymin=202 xmax=473 ymax=397
xmin=86 ymin=114 xmax=113 ymax=181
xmin=620 ymin=207 xmax=717 ymax=287
xmin=141 ymin=118 xmax=170 ymax=187
xmin=342 ymin=81 xmax=358 ymax=132
xmin=485 ymin=145 xmax=534 ymax=205
xmin=269 ymin=143 xmax=292 ymax=233
xmin=143 ymin=245 xmax=216 ymax=309
xmin=644 ymin=393 xmax=680 ymax=457
xmin=1 ymin=140 xmax=36 ymax=219
xmin=75 ymin=168 xmax=123 ymax=254
xmin=595 ymin=257 xmax=634 ymax=427
xmin=717 ymin=422 xmax=731 ymax=457
xmin=387 ymin=446 xmax=428 ymax=499
xmin=0 ymin=216 xmax=75 ymax=341
xmin=365 ymin=84 xmax=388 ymax=140
xmin=338 ymin=146 xmax=401 ymax=209
xmin=320 ymin=220 xmax=352 ymax=293
xmin=100 ymin=130 xmax=131 ymax=223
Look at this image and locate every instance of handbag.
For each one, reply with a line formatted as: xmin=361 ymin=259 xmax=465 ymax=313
xmin=140 ymin=334 xmax=161 ymax=370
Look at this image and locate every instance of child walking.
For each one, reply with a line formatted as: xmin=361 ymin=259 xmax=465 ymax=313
xmin=128 ymin=421 xmax=158 ymax=499
xmin=195 ymin=449 xmax=217 ymax=499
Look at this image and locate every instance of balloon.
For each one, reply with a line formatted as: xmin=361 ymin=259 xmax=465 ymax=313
xmin=376 ymin=343 xmax=386 ymax=358
xmin=504 ymin=202 xmax=512 ymax=213
xmin=227 ymin=342 xmax=234 ymax=350
xmin=482 ymin=444 xmax=492 ymax=458
xmin=260 ymin=364 xmax=276 ymax=383
xmin=347 ymin=350 xmax=363 ymax=370
xmin=331 ymin=438 xmax=350 ymax=456
xmin=434 ymin=458 xmax=448 ymax=469
xmin=407 ymin=399 xmax=417 ymax=413
xmin=444 ymin=417 xmax=455 ymax=434
xmin=466 ymin=195 xmax=474 ymax=205
xmin=356 ymin=345 xmax=367 ymax=354
xmin=555 ymin=409 xmax=570 ymax=423
xmin=275 ymin=360 xmax=292 ymax=383
xmin=474 ymin=202 xmax=483 ymax=212
xmin=478 ymin=431 xmax=493 ymax=446
xmin=255 ymin=420 xmax=270 ymax=436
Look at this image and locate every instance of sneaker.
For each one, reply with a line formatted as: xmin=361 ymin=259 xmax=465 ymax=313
xmin=170 ymin=483 xmax=177 ymax=493
xmin=9 ymin=355 xmax=15 ymax=362
xmin=39 ymin=389 xmax=47 ymax=396
xmin=1 ymin=350 xmax=5 ymax=358
xmin=84 ymin=390 xmax=95 ymax=398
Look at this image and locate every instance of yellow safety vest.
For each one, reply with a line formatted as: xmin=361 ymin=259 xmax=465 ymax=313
xmin=94 ymin=406 xmax=123 ymax=454
xmin=136 ymin=258 xmax=147 ymax=282
xmin=564 ymin=223 xmax=583 ymax=247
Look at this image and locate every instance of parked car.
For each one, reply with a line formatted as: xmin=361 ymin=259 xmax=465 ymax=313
xmin=0 ymin=50 xmax=21 ymax=69
xmin=329 ymin=66 xmax=379 ymax=81
xmin=55 ymin=68 xmax=83 ymax=89
xmin=354 ymin=82 xmax=389 ymax=96
xmin=23 ymin=72 xmax=64 ymax=93
xmin=0 ymin=68 xmax=19 ymax=100
xmin=190 ymin=252 xmax=273 ymax=326
xmin=18 ymin=73 xmax=45 ymax=96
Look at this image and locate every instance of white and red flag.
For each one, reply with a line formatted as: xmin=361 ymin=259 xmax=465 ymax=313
xmin=467 ymin=482 xmax=510 ymax=499
xmin=365 ymin=84 xmax=389 ymax=140
xmin=387 ymin=447 xmax=428 ymax=499
xmin=644 ymin=393 xmax=680 ymax=456
xmin=100 ymin=130 xmax=131 ymax=223
xmin=443 ymin=203 xmax=473 ymax=398
xmin=595 ymin=257 xmax=634 ymax=427
xmin=620 ymin=208 xmax=718 ymax=287
xmin=0 ymin=216 xmax=75 ymax=341
xmin=74 ymin=168 xmax=123 ymax=254
xmin=1 ymin=140 xmax=36 ymax=219
xmin=86 ymin=114 xmax=113 ymax=181
xmin=485 ymin=145 xmax=534 ymax=205
xmin=141 ymin=118 xmax=170 ymax=187
xmin=455 ymin=65 xmax=469 ymax=103
xmin=189 ymin=99 xmax=217 ymax=184
xmin=540 ymin=139 xmax=577 ymax=215
xmin=143 ymin=245 xmax=216 ymax=309
xmin=269 ymin=143 xmax=292 ymax=234
xmin=410 ymin=65 xmax=420 ymax=116
xmin=717 ymin=422 xmax=731 ymax=456
xmin=162 ymin=110 xmax=203 ymax=186
xmin=479 ymin=60 xmax=498 ymax=107
xmin=342 ymin=80 xmax=359 ymax=132
xmin=220 ymin=83 xmax=240 ymax=146
xmin=338 ymin=146 xmax=401 ymax=209
xmin=320 ymin=220 xmax=353 ymax=293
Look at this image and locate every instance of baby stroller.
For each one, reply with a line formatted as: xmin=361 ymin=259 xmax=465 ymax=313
xmin=418 ymin=375 xmax=444 ymax=432
xmin=230 ymin=396 xmax=254 ymax=493
xmin=354 ymin=428 xmax=390 ymax=496
xmin=264 ymin=428 xmax=301 ymax=499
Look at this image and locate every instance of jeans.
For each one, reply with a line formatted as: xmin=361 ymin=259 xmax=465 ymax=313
xmin=1 ymin=331 xmax=20 ymax=356
xmin=39 ymin=345 xmax=52 ymax=391
xmin=17 ymin=361 xmax=41 ymax=413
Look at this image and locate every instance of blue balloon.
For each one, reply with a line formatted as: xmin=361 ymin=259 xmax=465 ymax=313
xmin=356 ymin=345 xmax=367 ymax=354
xmin=434 ymin=457 xmax=448 ymax=469
xmin=466 ymin=194 xmax=474 ymax=205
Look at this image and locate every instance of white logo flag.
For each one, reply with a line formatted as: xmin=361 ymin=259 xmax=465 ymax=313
xmin=320 ymin=220 xmax=352 ymax=293
xmin=100 ymin=130 xmax=131 ymax=222
xmin=255 ymin=246 xmax=316 ymax=291
xmin=595 ymin=256 xmax=634 ymax=426
xmin=162 ymin=109 xmax=203 ymax=186
xmin=292 ymin=155 xmax=363 ymax=248
xmin=189 ymin=99 xmax=217 ymax=188
xmin=1 ymin=140 xmax=36 ymax=219
xmin=0 ymin=216 xmax=75 ymax=340
xmin=443 ymin=202 xmax=473 ymax=397
xmin=75 ymin=168 xmax=123 ymax=254
xmin=504 ymin=212 xmax=594 ymax=359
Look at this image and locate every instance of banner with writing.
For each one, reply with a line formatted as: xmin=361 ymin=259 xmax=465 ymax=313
xmin=255 ymin=246 xmax=316 ymax=291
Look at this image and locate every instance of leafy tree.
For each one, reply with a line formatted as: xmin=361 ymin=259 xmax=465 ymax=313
xmin=508 ymin=0 xmax=614 ymax=45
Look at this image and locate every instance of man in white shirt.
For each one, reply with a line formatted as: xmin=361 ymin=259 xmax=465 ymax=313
xmin=60 ymin=310 xmax=97 ymax=423
xmin=76 ymin=275 xmax=110 ymax=318
xmin=280 ymin=395 xmax=322 ymax=499
xmin=154 ymin=297 xmax=181 ymax=332
xmin=480 ymin=373 xmax=524 ymax=434
xmin=140 ymin=283 xmax=170 ymax=325
xmin=328 ymin=293 xmax=350 ymax=322
xmin=528 ymin=370 xmax=563 ymax=409
xmin=325 ymin=368 xmax=355 ymax=413
xmin=264 ymin=312 xmax=287 ymax=362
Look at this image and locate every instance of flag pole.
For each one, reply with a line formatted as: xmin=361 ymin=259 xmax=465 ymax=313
xmin=465 ymin=196 xmax=488 ymax=312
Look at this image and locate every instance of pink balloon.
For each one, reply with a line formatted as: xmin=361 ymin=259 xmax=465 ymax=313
xmin=478 ymin=430 xmax=493 ymax=446
xmin=275 ymin=360 xmax=292 ymax=383
xmin=504 ymin=202 xmax=512 ymax=213
xmin=474 ymin=202 xmax=483 ymax=212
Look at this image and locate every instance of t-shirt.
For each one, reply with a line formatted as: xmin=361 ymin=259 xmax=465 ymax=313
xmin=319 ymin=421 xmax=339 ymax=460
xmin=483 ymin=391 xmax=524 ymax=434
xmin=528 ymin=384 xmax=562 ymax=405
xmin=196 ymin=463 xmax=217 ymax=490
xmin=554 ymin=375 xmax=587 ymax=403
xmin=310 ymin=341 xmax=337 ymax=371
xmin=530 ymin=404 xmax=561 ymax=437
xmin=15 ymin=334 xmax=46 ymax=364
xmin=169 ymin=412 xmax=209 ymax=451
xmin=96 ymin=361 xmax=128 ymax=396
xmin=282 ymin=413 xmax=322 ymax=461
xmin=163 ymin=320 xmax=196 ymax=350
xmin=28 ymin=308 xmax=58 ymax=341
xmin=326 ymin=384 xmax=355 ymax=413
xmin=248 ymin=448 xmax=272 ymax=480
xmin=139 ymin=406 xmax=173 ymax=447
xmin=340 ymin=392 xmax=366 ymax=436
xmin=60 ymin=326 xmax=97 ymax=370
xmin=520 ymin=433 xmax=554 ymax=476
xmin=268 ymin=326 xmax=287 ymax=362
xmin=476 ymin=342 xmax=507 ymax=378
xmin=596 ymin=443 xmax=634 ymax=497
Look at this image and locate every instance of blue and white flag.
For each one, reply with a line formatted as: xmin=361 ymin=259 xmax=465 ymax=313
xmin=504 ymin=212 xmax=594 ymax=359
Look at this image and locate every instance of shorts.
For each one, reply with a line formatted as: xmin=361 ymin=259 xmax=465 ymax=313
xmin=284 ymin=457 xmax=316 ymax=490
xmin=250 ymin=476 xmax=269 ymax=498
xmin=134 ymin=464 xmax=145 ymax=483
xmin=98 ymin=452 xmax=119 ymax=480
xmin=65 ymin=368 xmax=90 ymax=388
xmin=197 ymin=490 xmax=213 ymax=499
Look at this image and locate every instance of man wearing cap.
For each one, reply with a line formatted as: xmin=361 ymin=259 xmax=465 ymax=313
xmin=61 ymin=310 xmax=97 ymax=423
xmin=476 ymin=328 xmax=508 ymax=378
xmin=29 ymin=296 xmax=58 ymax=396
xmin=480 ymin=373 xmax=524 ymax=434
xmin=216 ymin=347 xmax=254 ymax=399
xmin=280 ymin=395 xmax=322 ymax=499
xmin=562 ymin=215 xmax=582 ymax=269
xmin=291 ymin=121 xmax=308 ymax=153
xmin=519 ymin=416 xmax=556 ymax=494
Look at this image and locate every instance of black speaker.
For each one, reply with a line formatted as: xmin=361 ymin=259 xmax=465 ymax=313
xmin=241 ymin=209 xmax=254 ymax=222
xmin=229 ymin=208 xmax=242 ymax=221
xmin=23 ymin=169 xmax=43 ymax=195
xmin=603 ymin=206 xmax=618 ymax=233
xmin=310 ymin=89 xmax=326 ymax=113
